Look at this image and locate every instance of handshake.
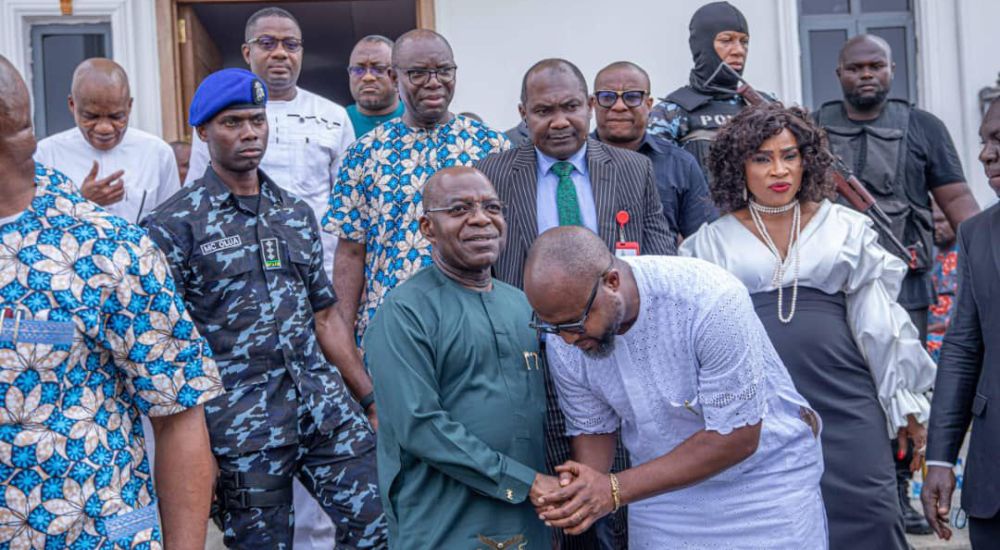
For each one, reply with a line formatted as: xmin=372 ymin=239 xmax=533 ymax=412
xmin=528 ymin=461 xmax=620 ymax=536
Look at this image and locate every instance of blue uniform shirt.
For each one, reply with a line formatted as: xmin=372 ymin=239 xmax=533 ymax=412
xmin=142 ymin=168 xmax=358 ymax=455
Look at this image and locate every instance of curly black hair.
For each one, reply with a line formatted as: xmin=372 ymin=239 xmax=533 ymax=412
xmin=708 ymin=102 xmax=836 ymax=213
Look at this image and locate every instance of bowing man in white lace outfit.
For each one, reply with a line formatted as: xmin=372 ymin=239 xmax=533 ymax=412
xmin=523 ymin=226 xmax=827 ymax=549
xmin=681 ymin=103 xmax=935 ymax=550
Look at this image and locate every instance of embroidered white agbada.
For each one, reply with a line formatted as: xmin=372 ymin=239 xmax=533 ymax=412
xmin=546 ymin=256 xmax=828 ymax=549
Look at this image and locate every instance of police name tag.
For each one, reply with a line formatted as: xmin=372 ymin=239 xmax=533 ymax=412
xmin=261 ymin=238 xmax=282 ymax=270
xmin=200 ymin=235 xmax=242 ymax=255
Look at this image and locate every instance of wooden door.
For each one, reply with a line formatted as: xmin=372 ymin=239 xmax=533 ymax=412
xmin=177 ymin=5 xmax=222 ymax=140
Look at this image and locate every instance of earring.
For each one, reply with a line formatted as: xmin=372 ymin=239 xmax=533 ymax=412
xmin=743 ymin=186 xmax=748 ymax=202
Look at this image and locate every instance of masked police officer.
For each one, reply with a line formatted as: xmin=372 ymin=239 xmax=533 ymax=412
xmin=142 ymin=68 xmax=387 ymax=549
xmin=648 ymin=1 xmax=759 ymax=184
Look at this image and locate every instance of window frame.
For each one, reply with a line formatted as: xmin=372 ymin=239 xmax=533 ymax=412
xmin=798 ymin=0 xmax=917 ymax=109
xmin=30 ymin=22 xmax=113 ymax=139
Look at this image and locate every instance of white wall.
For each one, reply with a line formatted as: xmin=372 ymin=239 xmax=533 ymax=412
xmin=435 ymin=0 xmax=794 ymax=132
xmin=0 ymin=0 xmax=163 ymax=136
xmin=437 ymin=0 xmax=997 ymax=206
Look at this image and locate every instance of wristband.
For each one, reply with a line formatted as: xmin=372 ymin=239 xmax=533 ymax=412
xmin=359 ymin=391 xmax=375 ymax=411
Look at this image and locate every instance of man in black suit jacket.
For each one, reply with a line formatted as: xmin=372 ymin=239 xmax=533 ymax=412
xmin=922 ymin=99 xmax=1000 ymax=548
xmin=477 ymin=58 xmax=675 ymax=550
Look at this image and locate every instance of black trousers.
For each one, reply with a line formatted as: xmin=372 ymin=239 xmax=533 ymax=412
xmin=970 ymin=512 xmax=1000 ymax=550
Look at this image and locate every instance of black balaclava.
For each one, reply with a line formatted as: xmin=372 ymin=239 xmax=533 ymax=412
xmin=688 ymin=1 xmax=749 ymax=95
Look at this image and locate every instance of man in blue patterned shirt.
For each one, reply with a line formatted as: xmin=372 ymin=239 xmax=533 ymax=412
xmin=325 ymin=29 xmax=510 ymax=342
xmin=0 ymin=55 xmax=223 ymax=549
xmin=142 ymin=68 xmax=386 ymax=549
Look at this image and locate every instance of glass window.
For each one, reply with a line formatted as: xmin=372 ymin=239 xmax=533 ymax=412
xmin=808 ymin=29 xmax=850 ymax=108
xmin=30 ymin=23 xmax=112 ymax=139
xmin=868 ymin=26 xmax=911 ymax=101
xmin=861 ymin=0 xmax=909 ymax=13
xmin=801 ymin=0 xmax=850 ymax=15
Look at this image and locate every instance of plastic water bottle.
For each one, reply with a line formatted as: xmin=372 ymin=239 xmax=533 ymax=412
xmin=956 ymin=458 xmax=964 ymax=490
xmin=913 ymin=480 xmax=923 ymax=498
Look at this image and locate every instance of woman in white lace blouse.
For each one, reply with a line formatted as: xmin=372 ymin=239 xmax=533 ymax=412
xmin=680 ymin=102 xmax=935 ymax=549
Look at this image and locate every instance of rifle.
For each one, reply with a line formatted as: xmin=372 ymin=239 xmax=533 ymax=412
xmin=701 ymin=63 xmax=913 ymax=262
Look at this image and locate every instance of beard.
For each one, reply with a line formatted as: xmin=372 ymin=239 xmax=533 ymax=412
xmin=582 ymin=295 xmax=626 ymax=359
xmin=845 ymin=87 xmax=889 ymax=111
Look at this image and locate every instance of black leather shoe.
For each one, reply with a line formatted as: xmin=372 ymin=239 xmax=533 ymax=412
xmin=898 ymin=478 xmax=933 ymax=535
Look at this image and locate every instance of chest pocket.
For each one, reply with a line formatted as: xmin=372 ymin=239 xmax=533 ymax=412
xmin=286 ymin=115 xmax=342 ymax=191
xmin=0 ymin=310 xmax=76 ymax=405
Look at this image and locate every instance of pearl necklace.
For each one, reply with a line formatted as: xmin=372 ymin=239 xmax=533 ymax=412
xmin=748 ymin=198 xmax=800 ymax=324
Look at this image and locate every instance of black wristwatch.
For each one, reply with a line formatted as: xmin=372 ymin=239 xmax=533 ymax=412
xmin=359 ymin=391 xmax=376 ymax=411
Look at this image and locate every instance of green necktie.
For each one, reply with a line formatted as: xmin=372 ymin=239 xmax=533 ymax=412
xmin=552 ymin=161 xmax=582 ymax=226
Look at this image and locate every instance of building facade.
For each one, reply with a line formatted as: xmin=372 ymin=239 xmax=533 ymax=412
xmin=1 ymin=0 xmax=997 ymax=205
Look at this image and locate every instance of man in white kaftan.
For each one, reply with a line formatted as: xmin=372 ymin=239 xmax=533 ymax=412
xmin=524 ymin=227 xmax=828 ymax=549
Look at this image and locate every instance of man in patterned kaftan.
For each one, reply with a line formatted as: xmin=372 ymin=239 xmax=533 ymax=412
xmin=0 ymin=55 xmax=223 ymax=549
xmin=324 ymin=29 xmax=510 ymax=342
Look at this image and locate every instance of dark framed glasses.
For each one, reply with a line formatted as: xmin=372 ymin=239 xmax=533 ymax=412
xmin=424 ymin=200 xmax=506 ymax=219
xmin=594 ymin=90 xmax=647 ymax=109
xmin=247 ymin=35 xmax=303 ymax=53
xmin=348 ymin=65 xmax=390 ymax=78
xmin=529 ymin=258 xmax=614 ymax=335
xmin=395 ymin=66 xmax=457 ymax=86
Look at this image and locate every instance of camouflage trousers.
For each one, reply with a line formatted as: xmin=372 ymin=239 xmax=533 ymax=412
xmin=213 ymin=408 xmax=388 ymax=549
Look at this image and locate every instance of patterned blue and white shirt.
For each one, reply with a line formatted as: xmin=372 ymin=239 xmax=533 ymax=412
xmin=323 ymin=115 xmax=510 ymax=340
xmin=0 ymin=164 xmax=224 ymax=549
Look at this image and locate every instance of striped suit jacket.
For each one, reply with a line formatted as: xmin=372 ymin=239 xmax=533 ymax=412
xmin=477 ymin=138 xmax=677 ymax=289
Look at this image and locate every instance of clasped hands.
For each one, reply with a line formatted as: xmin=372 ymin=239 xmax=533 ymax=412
xmin=529 ymin=461 xmax=615 ymax=536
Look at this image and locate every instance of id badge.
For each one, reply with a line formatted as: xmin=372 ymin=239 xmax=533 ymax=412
xmin=615 ymin=241 xmax=640 ymax=257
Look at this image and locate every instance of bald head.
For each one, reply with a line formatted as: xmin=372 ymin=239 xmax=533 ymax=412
xmin=422 ymin=165 xmax=490 ymax=208
xmin=392 ymin=29 xmax=453 ymax=66
xmin=0 ymin=55 xmax=29 ymax=131
xmin=839 ymin=34 xmax=892 ymax=65
xmin=71 ymin=58 xmax=130 ymax=99
xmin=525 ymin=226 xmax=612 ymax=298
xmin=0 ymin=55 xmax=38 ymax=195
xmin=68 ymin=58 xmax=132 ymax=151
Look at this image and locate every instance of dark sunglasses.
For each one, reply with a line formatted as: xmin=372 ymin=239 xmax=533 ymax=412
xmin=247 ymin=35 xmax=303 ymax=53
xmin=594 ymin=90 xmax=647 ymax=109
xmin=348 ymin=65 xmax=390 ymax=78
xmin=529 ymin=258 xmax=614 ymax=335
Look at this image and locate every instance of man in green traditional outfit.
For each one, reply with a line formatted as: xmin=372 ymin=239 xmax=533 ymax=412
xmin=364 ymin=166 xmax=557 ymax=549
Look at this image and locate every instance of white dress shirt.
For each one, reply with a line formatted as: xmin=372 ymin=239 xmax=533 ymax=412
xmin=35 ymin=127 xmax=181 ymax=223
xmin=187 ymin=87 xmax=355 ymax=280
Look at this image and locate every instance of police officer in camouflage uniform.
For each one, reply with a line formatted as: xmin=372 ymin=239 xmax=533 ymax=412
xmin=142 ymin=68 xmax=387 ymax=549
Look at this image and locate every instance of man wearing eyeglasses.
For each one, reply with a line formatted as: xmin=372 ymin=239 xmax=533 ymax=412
xmin=591 ymin=62 xmax=717 ymax=239
xmin=346 ymin=35 xmax=405 ymax=139
xmin=324 ymin=29 xmax=510 ymax=347
xmin=364 ymin=166 xmax=553 ymax=549
xmin=186 ymin=7 xmax=353 ymax=284
xmin=524 ymin=226 xmax=827 ymax=548
xmin=476 ymin=58 xmax=675 ymax=550
xmin=183 ymin=8 xmax=357 ymax=548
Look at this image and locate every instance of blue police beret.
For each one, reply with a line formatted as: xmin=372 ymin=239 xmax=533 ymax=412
xmin=188 ymin=68 xmax=268 ymax=127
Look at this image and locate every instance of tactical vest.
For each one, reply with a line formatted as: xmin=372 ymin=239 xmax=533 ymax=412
xmin=817 ymin=99 xmax=933 ymax=272
xmin=666 ymin=86 xmax=747 ymax=179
